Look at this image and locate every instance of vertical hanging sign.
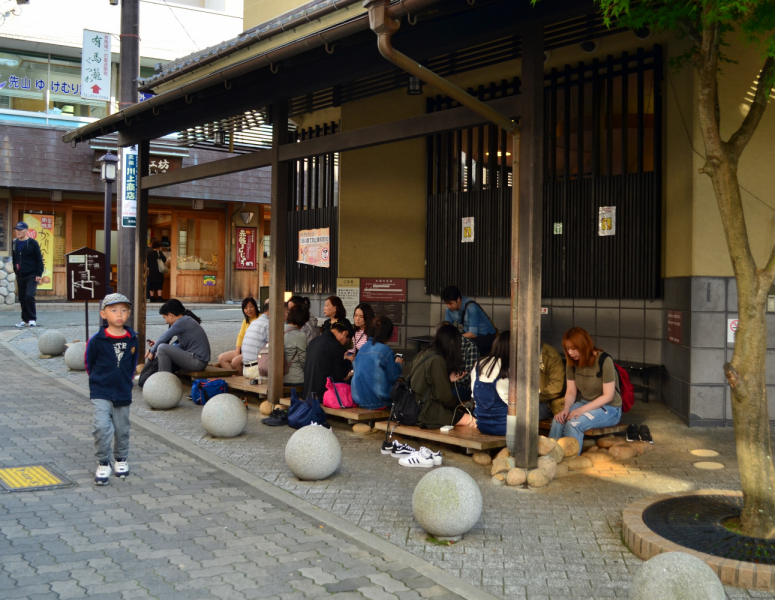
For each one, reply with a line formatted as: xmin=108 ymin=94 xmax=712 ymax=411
xmin=121 ymin=145 xmax=138 ymax=227
xmin=235 ymin=227 xmax=257 ymax=270
xmin=598 ymin=206 xmax=616 ymax=236
xmin=81 ymin=30 xmax=111 ymax=102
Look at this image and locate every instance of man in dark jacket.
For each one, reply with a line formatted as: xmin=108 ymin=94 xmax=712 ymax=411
xmin=12 ymin=221 xmax=44 ymax=328
xmin=302 ymin=322 xmax=353 ymax=400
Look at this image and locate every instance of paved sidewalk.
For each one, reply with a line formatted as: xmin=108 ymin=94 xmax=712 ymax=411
xmin=0 ymin=345 xmax=486 ymax=600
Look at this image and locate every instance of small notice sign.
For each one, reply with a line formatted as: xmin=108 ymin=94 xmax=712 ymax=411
xmin=336 ymin=278 xmax=360 ymax=320
xmin=553 ymin=223 xmax=563 ymax=235
xmin=298 ymin=228 xmax=330 ymax=268
xmin=598 ymin=206 xmax=616 ymax=236
xmin=668 ymin=310 xmax=682 ymax=345
xmin=462 ymin=217 xmax=474 ymax=243
xmin=728 ymin=318 xmax=738 ymax=344
xmin=361 ymin=278 xmax=407 ymax=303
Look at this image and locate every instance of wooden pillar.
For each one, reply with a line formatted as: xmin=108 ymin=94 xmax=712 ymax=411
xmin=509 ymin=27 xmax=545 ymax=469
xmin=268 ymin=100 xmax=290 ymax=404
xmin=133 ymin=139 xmax=150 ymax=358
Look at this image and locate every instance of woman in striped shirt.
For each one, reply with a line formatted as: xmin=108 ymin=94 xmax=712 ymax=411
xmin=351 ymin=303 xmax=375 ymax=353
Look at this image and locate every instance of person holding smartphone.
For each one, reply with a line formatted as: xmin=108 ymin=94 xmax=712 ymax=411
xmin=351 ymin=316 xmax=402 ymax=410
xmin=406 ymin=323 xmax=471 ymax=429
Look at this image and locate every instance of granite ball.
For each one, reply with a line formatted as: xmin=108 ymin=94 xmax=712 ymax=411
xmin=285 ymin=424 xmax=341 ymax=480
xmin=64 ymin=342 xmax=87 ymax=371
xmin=38 ymin=330 xmax=66 ymax=356
xmin=630 ymin=552 xmax=725 ymax=600
xmin=412 ymin=467 xmax=482 ymax=540
xmin=143 ymin=372 xmax=184 ymax=410
xmin=201 ymin=393 xmax=248 ymax=438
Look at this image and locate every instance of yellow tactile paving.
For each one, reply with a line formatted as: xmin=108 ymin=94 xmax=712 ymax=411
xmin=0 ymin=465 xmax=64 ymax=489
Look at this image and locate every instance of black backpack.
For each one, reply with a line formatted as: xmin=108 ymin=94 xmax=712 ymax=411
xmin=387 ymin=352 xmax=434 ymax=427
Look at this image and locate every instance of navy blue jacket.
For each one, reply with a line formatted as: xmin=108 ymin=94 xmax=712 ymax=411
xmin=85 ymin=326 xmax=139 ymax=406
xmin=12 ymin=238 xmax=44 ymax=279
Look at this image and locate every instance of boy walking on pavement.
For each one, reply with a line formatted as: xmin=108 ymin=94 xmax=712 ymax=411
xmin=85 ymin=293 xmax=139 ymax=485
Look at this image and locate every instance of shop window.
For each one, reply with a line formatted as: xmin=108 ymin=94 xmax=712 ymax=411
xmin=178 ymin=218 xmax=218 ymax=270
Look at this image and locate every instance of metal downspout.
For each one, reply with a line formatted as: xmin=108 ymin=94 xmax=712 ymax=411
xmin=363 ymin=0 xmax=523 ymax=458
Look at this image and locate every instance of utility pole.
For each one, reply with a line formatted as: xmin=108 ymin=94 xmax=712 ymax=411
xmin=117 ymin=0 xmax=140 ymax=326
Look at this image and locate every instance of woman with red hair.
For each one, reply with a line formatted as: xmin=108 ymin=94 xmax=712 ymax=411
xmin=549 ymin=327 xmax=622 ymax=453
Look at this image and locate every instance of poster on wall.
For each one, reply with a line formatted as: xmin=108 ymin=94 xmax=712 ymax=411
xmin=23 ymin=213 xmax=54 ymax=290
xmin=360 ymin=278 xmax=407 ymax=303
xmin=81 ymin=30 xmax=111 ymax=102
xmin=598 ymin=206 xmax=616 ymax=236
xmin=298 ymin=228 xmax=330 ymax=268
xmin=235 ymin=227 xmax=257 ymax=270
xmin=462 ymin=217 xmax=474 ymax=243
xmin=336 ymin=278 xmax=360 ymax=320
xmin=120 ymin=145 xmax=138 ymax=228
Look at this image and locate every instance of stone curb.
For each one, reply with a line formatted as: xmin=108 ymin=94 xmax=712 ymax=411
xmin=0 ymin=336 xmax=501 ymax=600
xmin=622 ymin=489 xmax=775 ymax=592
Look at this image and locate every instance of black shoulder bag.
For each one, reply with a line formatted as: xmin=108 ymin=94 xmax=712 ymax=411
xmin=386 ymin=353 xmax=435 ymax=436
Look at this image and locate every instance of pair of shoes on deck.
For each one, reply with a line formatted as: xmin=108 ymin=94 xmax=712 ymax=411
xmin=381 ymin=440 xmax=442 ymax=468
xmin=626 ymin=423 xmax=653 ymax=444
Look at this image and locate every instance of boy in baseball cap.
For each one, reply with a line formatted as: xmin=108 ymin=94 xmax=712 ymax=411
xmin=85 ymin=294 xmax=139 ymax=485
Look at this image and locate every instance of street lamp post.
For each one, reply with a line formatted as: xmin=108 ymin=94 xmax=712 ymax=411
xmin=98 ymin=152 xmax=119 ymax=295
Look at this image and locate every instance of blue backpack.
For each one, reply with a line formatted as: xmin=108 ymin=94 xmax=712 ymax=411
xmin=191 ymin=379 xmax=228 ymax=405
xmin=287 ymin=388 xmax=328 ymax=429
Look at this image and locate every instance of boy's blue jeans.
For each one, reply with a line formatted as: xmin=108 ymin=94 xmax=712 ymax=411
xmin=549 ymin=401 xmax=621 ymax=454
xmin=92 ymin=399 xmax=130 ymax=464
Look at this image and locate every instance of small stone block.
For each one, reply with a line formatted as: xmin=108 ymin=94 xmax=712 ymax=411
xmin=557 ymin=436 xmax=580 ymax=457
xmin=352 ymin=423 xmax=371 ymax=434
xmin=472 ymin=452 xmax=492 ymax=466
xmin=259 ymin=401 xmax=273 ymax=415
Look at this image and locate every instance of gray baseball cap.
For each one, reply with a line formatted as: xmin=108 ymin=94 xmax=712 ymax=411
xmin=101 ymin=293 xmax=132 ymax=310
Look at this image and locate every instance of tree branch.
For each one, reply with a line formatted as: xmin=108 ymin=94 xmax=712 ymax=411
xmin=764 ymin=239 xmax=775 ymax=277
xmin=727 ymin=57 xmax=775 ymax=158
xmin=679 ymin=17 xmax=702 ymax=47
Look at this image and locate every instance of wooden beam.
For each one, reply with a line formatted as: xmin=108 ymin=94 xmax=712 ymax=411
xmin=510 ymin=28 xmax=544 ymax=469
xmin=268 ymin=100 xmax=290 ymax=405
xmin=140 ymin=149 xmax=273 ymax=190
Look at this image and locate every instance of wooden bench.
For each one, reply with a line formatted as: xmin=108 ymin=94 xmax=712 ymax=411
xmin=225 ymin=378 xmax=268 ymax=399
xmin=178 ymin=365 xmax=237 ymax=380
xmin=277 ymin=397 xmax=390 ymax=424
xmin=373 ymin=421 xmax=506 ymax=453
xmin=538 ymin=419 xmax=628 ymax=437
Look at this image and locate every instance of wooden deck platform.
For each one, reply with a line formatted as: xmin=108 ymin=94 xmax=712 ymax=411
xmin=374 ymin=421 xmax=506 ymax=452
xmin=225 ymin=378 xmax=268 ymax=398
xmin=178 ymin=365 xmax=237 ymax=379
xmin=538 ymin=419 xmax=628 ymax=437
xmin=277 ymin=397 xmax=390 ymax=423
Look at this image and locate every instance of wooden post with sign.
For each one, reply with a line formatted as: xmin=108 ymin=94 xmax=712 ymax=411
xmin=66 ymin=247 xmax=107 ymax=340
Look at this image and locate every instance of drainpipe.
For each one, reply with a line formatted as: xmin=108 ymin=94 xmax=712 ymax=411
xmin=363 ymin=0 xmax=526 ymax=458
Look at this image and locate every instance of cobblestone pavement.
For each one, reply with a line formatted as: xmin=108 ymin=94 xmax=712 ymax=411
xmin=6 ymin=320 xmax=775 ymax=598
xmin=0 ymin=344 xmax=487 ymax=600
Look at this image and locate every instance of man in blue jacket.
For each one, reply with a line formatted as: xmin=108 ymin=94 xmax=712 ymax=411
xmin=12 ymin=222 xmax=44 ymax=328
xmin=442 ymin=285 xmax=497 ymax=355
xmin=85 ymin=293 xmax=139 ymax=485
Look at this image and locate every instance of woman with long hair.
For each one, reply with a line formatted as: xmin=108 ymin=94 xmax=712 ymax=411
xmin=351 ymin=315 xmax=403 ymax=409
xmin=147 ymin=299 xmax=211 ymax=373
xmin=321 ymin=295 xmax=354 ymax=337
xmin=471 ymin=331 xmax=510 ymax=435
xmin=351 ymin=303 xmax=375 ymax=353
xmin=549 ymin=327 xmax=622 ymax=453
xmin=146 ymin=238 xmax=168 ymax=302
xmin=284 ymin=303 xmax=310 ymax=387
xmin=217 ymin=297 xmax=259 ymax=374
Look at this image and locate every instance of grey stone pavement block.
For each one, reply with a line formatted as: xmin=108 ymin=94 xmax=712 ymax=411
xmin=0 ymin=344 xmax=496 ymax=600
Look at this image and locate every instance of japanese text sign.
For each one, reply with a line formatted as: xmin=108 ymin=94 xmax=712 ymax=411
xmin=121 ymin=145 xmax=138 ymax=228
xmin=667 ymin=310 xmax=682 ymax=345
xmin=81 ymin=30 xmax=111 ymax=102
xmin=360 ymin=279 xmax=407 ymax=303
xmin=23 ymin=213 xmax=54 ymax=291
xmin=462 ymin=216 xmax=474 ymax=243
xmin=336 ymin=278 xmax=360 ymax=320
xmin=235 ymin=227 xmax=257 ymax=270
xmin=298 ymin=228 xmax=330 ymax=268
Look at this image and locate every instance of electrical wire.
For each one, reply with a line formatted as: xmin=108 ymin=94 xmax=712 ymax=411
xmin=161 ymin=0 xmax=201 ymax=51
xmin=666 ymin=66 xmax=775 ymax=214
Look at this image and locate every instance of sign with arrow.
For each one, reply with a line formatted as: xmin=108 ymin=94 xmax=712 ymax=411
xmin=81 ymin=30 xmax=111 ymax=102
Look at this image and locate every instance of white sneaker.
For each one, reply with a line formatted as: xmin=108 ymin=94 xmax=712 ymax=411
xmin=398 ymin=447 xmax=436 ymax=468
xmin=94 ymin=463 xmax=112 ymax=485
xmin=421 ymin=446 xmax=443 ymax=466
xmin=390 ymin=442 xmax=417 ymax=458
xmin=14 ymin=321 xmax=27 ymax=328
xmin=114 ymin=459 xmax=130 ymax=479
xmin=28 ymin=320 xmax=36 ymax=327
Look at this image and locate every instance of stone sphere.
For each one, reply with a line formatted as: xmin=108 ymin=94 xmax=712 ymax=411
xmin=38 ymin=330 xmax=66 ymax=356
xmin=412 ymin=467 xmax=482 ymax=540
xmin=201 ymin=393 xmax=247 ymax=438
xmin=64 ymin=342 xmax=87 ymax=371
xmin=285 ymin=425 xmax=341 ymax=480
xmin=143 ymin=372 xmax=183 ymax=410
xmin=630 ymin=552 xmax=725 ymax=600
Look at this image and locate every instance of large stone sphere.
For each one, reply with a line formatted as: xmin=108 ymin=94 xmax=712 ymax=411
xmin=630 ymin=552 xmax=725 ymax=600
xmin=143 ymin=372 xmax=184 ymax=410
xmin=412 ymin=467 xmax=482 ymax=540
xmin=201 ymin=393 xmax=247 ymax=438
xmin=64 ymin=342 xmax=87 ymax=371
xmin=285 ymin=425 xmax=341 ymax=480
xmin=38 ymin=330 xmax=66 ymax=356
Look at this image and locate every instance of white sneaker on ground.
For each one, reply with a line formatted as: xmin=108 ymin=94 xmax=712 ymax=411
xmin=94 ymin=463 xmax=112 ymax=485
xmin=398 ymin=447 xmax=436 ymax=468
xmin=28 ymin=320 xmax=36 ymax=327
xmin=14 ymin=321 xmax=27 ymax=328
xmin=421 ymin=446 xmax=442 ymax=466
xmin=114 ymin=459 xmax=130 ymax=479
xmin=390 ymin=442 xmax=416 ymax=458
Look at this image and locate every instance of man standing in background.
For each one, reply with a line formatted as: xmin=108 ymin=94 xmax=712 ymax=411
xmin=12 ymin=222 xmax=44 ymax=328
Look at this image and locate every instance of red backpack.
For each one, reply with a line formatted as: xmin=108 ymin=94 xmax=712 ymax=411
xmin=596 ymin=353 xmax=634 ymax=412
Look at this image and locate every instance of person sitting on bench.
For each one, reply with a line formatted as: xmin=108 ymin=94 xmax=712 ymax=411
xmin=284 ymin=304 xmax=309 ymax=388
xmin=217 ymin=297 xmax=259 ymax=375
xmin=302 ymin=322 xmax=353 ymax=401
xmin=147 ymin=299 xmax=210 ymax=374
xmin=441 ymin=285 xmax=497 ymax=355
xmin=351 ymin=315 xmax=403 ymax=409
xmin=549 ymin=327 xmax=622 ymax=454
xmin=540 ymin=342 xmax=567 ymax=419
xmin=408 ymin=323 xmax=472 ymax=429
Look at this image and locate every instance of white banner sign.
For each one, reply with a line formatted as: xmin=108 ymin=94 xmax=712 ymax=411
xmin=598 ymin=206 xmax=616 ymax=236
xmin=81 ymin=30 xmax=111 ymax=102
xmin=462 ymin=216 xmax=474 ymax=243
xmin=336 ymin=278 xmax=360 ymax=322
xmin=120 ymin=145 xmax=138 ymax=228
